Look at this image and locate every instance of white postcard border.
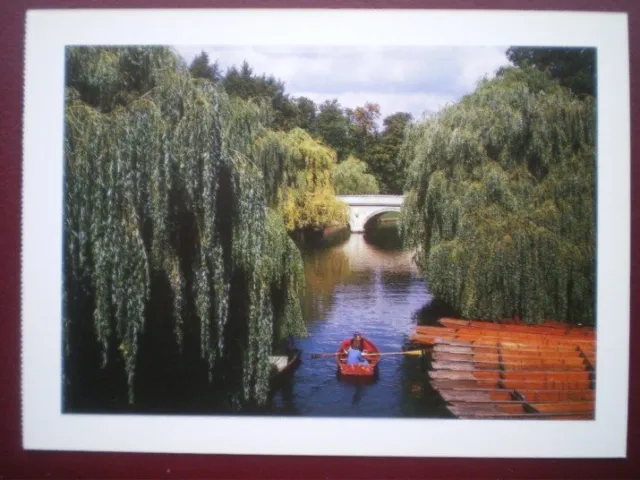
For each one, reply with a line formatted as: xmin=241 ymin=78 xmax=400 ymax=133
xmin=22 ymin=9 xmax=630 ymax=457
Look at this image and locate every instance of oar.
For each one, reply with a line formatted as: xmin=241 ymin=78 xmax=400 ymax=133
xmin=310 ymin=352 xmax=342 ymax=359
xmin=311 ymin=350 xmax=424 ymax=359
xmin=366 ymin=350 xmax=424 ymax=357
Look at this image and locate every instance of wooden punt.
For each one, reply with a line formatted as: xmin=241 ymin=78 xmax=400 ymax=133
xmin=430 ymin=340 xmax=589 ymax=354
xmin=438 ymin=318 xmax=595 ymax=337
xmin=531 ymin=401 xmax=595 ymax=413
xmin=269 ymin=348 xmax=302 ymax=380
xmin=438 ymin=388 xmax=513 ymax=402
xmin=411 ymin=333 xmax=593 ymax=350
xmin=432 ymin=351 xmax=586 ymax=363
xmin=500 ymin=378 xmax=593 ymax=390
xmin=429 ymin=369 xmax=593 ymax=382
xmin=431 ymin=359 xmax=588 ymax=372
xmin=336 ymin=337 xmax=380 ymax=377
xmin=415 ymin=326 xmax=595 ymax=345
xmin=437 ymin=388 xmax=594 ymax=403
xmin=430 ymin=378 xmax=594 ymax=391
xmin=515 ymin=389 xmax=595 ymax=402
xmin=447 ymin=400 xmax=594 ymax=417
xmin=449 ymin=408 xmax=593 ymax=420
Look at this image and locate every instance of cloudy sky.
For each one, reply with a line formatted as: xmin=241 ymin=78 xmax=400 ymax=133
xmin=173 ymin=46 xmax=511 ymax=122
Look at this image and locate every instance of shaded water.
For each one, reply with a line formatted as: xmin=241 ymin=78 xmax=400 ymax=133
xmin=268 ymin=224 xmax=452 ymax=418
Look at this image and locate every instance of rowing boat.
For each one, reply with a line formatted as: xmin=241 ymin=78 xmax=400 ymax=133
xmin=432 ymin=351 xmax=587 ymax=364
xmin=430 ymin=378 xmax=594 ymax=390
xmin=431 ymin=359 xmax=587 ymax=372
xmin=269 ymin=348 xmax=302 ymax=380
xmin=336 ymin=337 xmax=380 ymax=377
xmin=436 ymin=388 xmax=595 ymax=403
xmin=438 ymin=318 xmax=595 ymax=337
xmin=427 ymin=339 xmax=594 ymax=353
xmin=429 ymin=369 xmax=593 ymax=382
xmin=413 ymin=326 xmax=595 ymax=345
xmin=447 ymin=401 xmax=594 ymax=419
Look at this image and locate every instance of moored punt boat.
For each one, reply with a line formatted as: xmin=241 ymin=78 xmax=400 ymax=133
xmin=336 ymin=337 xmax=380 ymax=377
xmin=429 ymin=369 xmax=593 ymax=382
xmin=448 ymin=407 xmax=594 ymax=420
xmin=437 ymin=318 xmax=595 ymax=337
xmin=413 ymin=326 xmax=595 ymax=345
xmin=431 ymin=378 xmax=594 ymax=391
xmin=269 ymin=348 xmax=302 ymax=380
xmin=431 ymin=359 xmax=588 ymax=372
xmin=432 ymin=351 xmax=586 ymax=364
xmin=436 ymin=388 xmax=595 ymax=403
xmin=411 ymin=334 xmax=594 ymax=351
xmin=446 ymin=400 xmax=595 ymax=419
xmin=428 ymin=340 xmax=591 ymax=355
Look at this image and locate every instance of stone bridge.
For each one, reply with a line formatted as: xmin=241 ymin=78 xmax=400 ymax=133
xmin=337 ymin=195 xmax=405 ymax=233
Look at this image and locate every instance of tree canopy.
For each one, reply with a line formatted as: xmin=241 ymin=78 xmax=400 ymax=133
xmin=399 ymin=66 xmax=595 ymax=325
xmin=505 ymin=47 xmax=596 ymax=97
xmin=189 ymin=51 xmax=222 ymax=83
xmin=64 ymin=46 xmax=310 ymax=410
xmin=332 ymin=155 xmax=380 ymax=195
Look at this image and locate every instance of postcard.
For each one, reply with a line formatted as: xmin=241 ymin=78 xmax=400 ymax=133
xmin=22 ymin=8 xmax=630 ymax=457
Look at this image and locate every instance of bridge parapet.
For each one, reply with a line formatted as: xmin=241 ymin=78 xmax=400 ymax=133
xmin=337 ymin=195 xmax=405 ymax=232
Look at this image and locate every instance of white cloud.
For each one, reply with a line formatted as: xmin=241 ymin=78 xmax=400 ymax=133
xmin=173 ymin=45 xmax=510 ymax=122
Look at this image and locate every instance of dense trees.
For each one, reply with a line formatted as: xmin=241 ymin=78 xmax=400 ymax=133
xmin=63 ymin=47 xmax=340 ymax=410
xmin=399 ymin=66 xmax=595 ymax=325
xmin=179 ymin=52 xmax=414 ymax=193
xmin=505 ymin=47 xmax=596 ymax=97
xmin=189 ymin=51 xmax=222 ymax=83
xmin=333 ymin=155 xmax=380 ymax=195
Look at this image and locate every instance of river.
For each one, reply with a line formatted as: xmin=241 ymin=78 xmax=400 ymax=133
xmin=267 ymin=222 xmax=452 ymax=418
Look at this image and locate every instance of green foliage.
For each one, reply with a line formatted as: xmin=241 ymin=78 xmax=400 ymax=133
xmin=400 ymin=67 xmax=595 ymax=325
xmin=367 ymin=112 xmax=413 ymax=193
xmin=189 ymin=51 xmax=222 ymax=83
xmin=312 ymin=100 xmax=353 ymax=161
xmin=332 ymin=155 xmax=380 ymax=195
xmin=264 ymin=128 xmax=348 ymax=231
xmin=222 ymin=61 xmax=299 ymax=131
xmin=505 ymin=47 xmax=596 ymax=97
xmin=64 ymin=47 xmax=307 ymax=407
xmin=65 ymin=46 xmax=184 ymax=112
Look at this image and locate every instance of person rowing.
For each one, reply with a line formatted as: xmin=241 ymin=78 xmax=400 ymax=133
xmin=344 ymin=332 xmax=369 ymax=365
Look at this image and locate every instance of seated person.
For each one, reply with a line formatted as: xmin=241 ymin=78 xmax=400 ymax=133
xmin=345 ymin=333 xmax=368 ymax=365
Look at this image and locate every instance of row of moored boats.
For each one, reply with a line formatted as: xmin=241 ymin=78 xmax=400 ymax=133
xmin=409 ymin=318 xmax=596 ymax=420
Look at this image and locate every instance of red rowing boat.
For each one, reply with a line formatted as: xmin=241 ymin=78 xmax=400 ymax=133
xmin=336 ymin=337 xmax=380 ymax=376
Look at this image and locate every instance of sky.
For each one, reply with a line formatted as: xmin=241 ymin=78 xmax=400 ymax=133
xmin=173 ymin=46 xmax=512 ymax=123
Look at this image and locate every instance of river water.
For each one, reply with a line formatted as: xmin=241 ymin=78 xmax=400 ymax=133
xmin=267 ymin=223 xmax=452 ymax=418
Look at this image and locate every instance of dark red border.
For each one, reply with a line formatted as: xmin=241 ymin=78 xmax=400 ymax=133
xmin=1 ymin=1 xmax=637 ymax=478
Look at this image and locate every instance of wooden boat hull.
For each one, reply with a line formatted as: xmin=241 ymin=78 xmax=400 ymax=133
xmin=429 ymin=339 xmax=594 ymax=354
xmin=447 ymin=400 xmax=594 ymax=419
xmin=336 ymin=337 xmax=380 ymax=377
xmin=437 ymin=388 xmax=595 ymax=403
xmin=269 ymin=349 xmax=302 ymax=380
xmin=432 ymin=351 xmax=588 ymax=365
xmin=430 ymin=378 xmax=594 ymax=390
xmin=438 ymin=318 xmax=595 ymax=338
xmin=412 ymin=329 xmax=594 ymax=347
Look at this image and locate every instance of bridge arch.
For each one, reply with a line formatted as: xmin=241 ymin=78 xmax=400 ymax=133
xmin=337 ymin=195 xmax=405 ymax=233
xmin=358 ymin=207 xmax=401 ymax=232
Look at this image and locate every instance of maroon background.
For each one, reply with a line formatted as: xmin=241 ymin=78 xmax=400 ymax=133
xmin=1 ymin=1 xmax=637 ymax=478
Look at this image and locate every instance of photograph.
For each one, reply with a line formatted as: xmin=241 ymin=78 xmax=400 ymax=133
xmin=62 ymin=44 xmax=597 ymax=420
xmin=21 ymin=9 xmax=629 ymax=458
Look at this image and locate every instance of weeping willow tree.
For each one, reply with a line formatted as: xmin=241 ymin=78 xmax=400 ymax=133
xmin=64 ymin=46 xmax=310 ymax=409
xmin=400 ymin=66 xmax=595 ymax=325
xmin=258 ymin=128 xmax=348 ymax=231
